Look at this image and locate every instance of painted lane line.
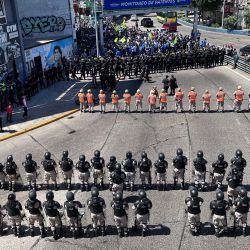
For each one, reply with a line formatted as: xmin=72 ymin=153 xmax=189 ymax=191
xmin=235 ymin=118 xmax=241 ymax=126
xmin=244 ymin=136 xmax=250 ymax=145
xmin=56 ymin=83 xmax=76 ymax=101
xmin=224 ymin=66 xmax=250 ymax=82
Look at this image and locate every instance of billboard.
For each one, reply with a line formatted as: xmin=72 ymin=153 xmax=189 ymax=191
xmin=104 ymin=0 xmax=191 ymax=11
xmin=24 ymin=37 xmax=73 ymax=73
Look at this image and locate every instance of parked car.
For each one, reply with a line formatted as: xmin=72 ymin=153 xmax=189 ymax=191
xmin=161 ymin=22 xmax=177 ymax=32
xmin=131 ymin=14 xmax=138 ymax=21
xmin=141 ymin=18 xmax=153 ymax=27
xmin=239 ymin=44 xmax=250 ymax=56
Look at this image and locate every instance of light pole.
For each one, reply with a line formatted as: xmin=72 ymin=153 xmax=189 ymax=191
xmin=93 ymin=0 xmax=100 ymax=57
xmin=221 ymin=0 xmax=226 ymax=28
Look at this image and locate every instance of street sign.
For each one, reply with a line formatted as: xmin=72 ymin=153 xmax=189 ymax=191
xmin=103 ymin=0 xmax=191 ymax=11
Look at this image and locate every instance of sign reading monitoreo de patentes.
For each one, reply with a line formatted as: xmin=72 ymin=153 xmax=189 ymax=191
xmin=104 ymin=0 xmax=191 ymax=11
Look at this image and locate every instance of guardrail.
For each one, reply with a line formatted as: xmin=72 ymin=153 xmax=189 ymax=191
xmin=224 ymin=55 xmax=250 ymax=74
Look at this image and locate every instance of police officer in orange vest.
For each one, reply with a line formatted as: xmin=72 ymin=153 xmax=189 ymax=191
xmin=202 ymin=90 xmax=211 ymax=112
xmin=78 ymin=89 xmax=86 ymax=113
xmin=86 ymin=89 xmax=94 ymax=113
xmin=98 ymin=90 xmax=106 ymax=113
xmin=216 ymin=87 xmax=225 ymax=112
xmin=123 ymin=89 xmax=131 ymax=112
xmin=175 ymin=88 xmax=184 ymax=112
xmin=148 ymin=92 xmax=157 ymax=112
xmin=135 ymin=89 xmax=143 ymax=112
xmin=188 ymin=87 xmax=197 ymax=113
xmin=159 ymin=89 xmax=168 ymax=112
xmin=111 ymin=90 xmax=119 ymax=112
xmin=233 ymin=86 xmax=244 ymax=112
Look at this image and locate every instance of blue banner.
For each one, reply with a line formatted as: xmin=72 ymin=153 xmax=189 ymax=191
xmin=104 ymin=0 xmax=191 ymax=11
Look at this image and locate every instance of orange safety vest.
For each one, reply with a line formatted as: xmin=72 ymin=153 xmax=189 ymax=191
xmin=202 ymin=93 xmax=211 ymax=104
xmin=78 ymin=93 xmax=85 ymax=103
xmin=86 ymin=93 xmax=94 ymax=104
xmin=159 ymin=93 xmax=168 ymax=103
xmin=98 ymin=94 xmax=106 ymax=104
xmin=188 ymin=91 xmax=197 ymax=101
xmin=216 ymin=91 xmax=225 ymax=102
xmin=111 ymin=94 xmax=119 ymax=104
xmin=135 ymin=93 xmax=143 ymax=102
xmin=234 ymin=90 xmax=244 ymax=101
xmin=123 ymin=93 xmax=131 ymax=103
xmin=148 ymin=94 xmax=157 ymax=105
xmin=175 ymin=91 xmax=184 ymax=101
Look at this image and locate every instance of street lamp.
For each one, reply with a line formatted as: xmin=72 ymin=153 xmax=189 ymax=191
xmin=221 ymin=0 xmax=226 ymax=28
xmin=93 ymin=0 xmax=100 ymax=57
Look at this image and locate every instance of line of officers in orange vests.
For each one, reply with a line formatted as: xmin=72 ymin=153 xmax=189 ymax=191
xmin=77 ymin=85 xmax=248 ymax=113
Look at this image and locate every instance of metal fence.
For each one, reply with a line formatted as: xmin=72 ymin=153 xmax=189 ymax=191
xmin=224 ymin=55 xmax=250 ymax=74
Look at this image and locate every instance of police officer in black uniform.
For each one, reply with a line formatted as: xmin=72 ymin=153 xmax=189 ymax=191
xmin=4 ymin=155 xmax=18 ymax=192
xmin=3 ymin=193 xmax=23 ymax=237
xmin=233 ymin=187 xmax=250 ymax=236
xmin=91 ymin=150 xmax=105 ymax=188
xmin=172 ymin=148 xmax=187 ymax=190
xmin=0 ymin=162 xmax=6 ymax=189
xmin=154 ymin=153 xmax=168 ymax=191
xmin=106 ymin=156 xmax=117 ymax=190
xmin=64 ymin=192 xmax=83 ymax=239
xmin=111 ymin=191 xmax=129 ymax=237
xmin=110 ymin=163 xmax=126 ymax=195
xmin=22 ymin=153 xmax=39 ymax=190
xmin=138 ymin=152 xmax=152 ymax=189
xmin=230 ymin=149 xmax=246 ymax=184
xmin=193 ymin=151 xmax=207 ymax=191
xmin=43 ymin=191 xmax=63 ymax=240
xmin=75 ymin=155 xmax=91 ymax=192
xmin=210 ymin=191 xmax=229 ymax=237
xmin=87 ymin=187 xmax=106 ymax=237
xmin=41 ymin=152 xmax=58 ymax=191
xmin=24 ymin=190 xmax=46 ymax=237
xmin=185 ymin=187 xmax=203 ymax=236
xmin=121 ymin=151 xmax=137 ymax=191
xmin=211 ymin=153 xmax=228 ymax=190
xmin=132 ymin=189 xmax=152 ymax=237
xmin=59 ymin=150 xmax=74 ymax=191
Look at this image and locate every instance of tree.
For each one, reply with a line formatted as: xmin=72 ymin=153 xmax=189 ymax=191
xmin=244 ymin=8 xmax=250 ymax=29
xmin=223 ymin=16 xmax=237 ymax=30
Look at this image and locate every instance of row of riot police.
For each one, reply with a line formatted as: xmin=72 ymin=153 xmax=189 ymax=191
xmin=0 ymin=149 xmax=246 ymax=195
xmin=185 ymin=186 xmax=249 ymax=237
xmin=0 ymin=188 xmax=152 ymax=239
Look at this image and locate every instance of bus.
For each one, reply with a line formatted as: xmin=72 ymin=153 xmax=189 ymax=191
xmin=157 ymin=12 xmax=177 ymax=24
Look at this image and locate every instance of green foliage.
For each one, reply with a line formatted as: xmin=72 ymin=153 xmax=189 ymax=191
xmin=191 ymin=0 xmax=223 ymax=11
xmin=244 ymin=8 xmax=250 ymax=29
xmin=211 ymin=23 xmax=220 ymax=28
xmin=223 ymin=16 xmax=237 ymax=29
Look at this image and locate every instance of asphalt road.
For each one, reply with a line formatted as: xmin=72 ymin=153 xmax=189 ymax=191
xmin=0 ymin=65 xmax=250 ymax=250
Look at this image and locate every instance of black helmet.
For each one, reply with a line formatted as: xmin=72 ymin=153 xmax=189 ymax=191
xmin=239 ymin=187 xmax=247 ymax=197
xmin=138 ymin=189 xmax=146 ymax=199
xmin=94 ymin=150 xmax=100 ymax=157
xmin=141 ymin=151 xmax=147 ymax=159
xmin=158 ymin=153 xmax=165 ymax=160
xmin=235 ymin=149 xmax=242 ymax=157
xmin=79 ymin=155 xmax=85 ymax=161
xmin=7 ymin=155 xmax=13 ymax=162
xmin=44 ymin=152 xmax=51 ymax=160
xmin=126 ymin=151 xmax=132 ymax=159
xmin=62 ymin=150 xmax=68 ymax=158
xmin=190 ymin=187 xmax=198 ymax=197
xmin=115 ymin=163 xmax=121 ymax=171
xmin=115 ymin=191 xmax=123 ymax=201
xmin=66 ymin=191 xmax=74 ymax=201
xmin=26 ymin=153 xmax=32 ymax=160
xmin=46 ymin=191 xmax=54 ymax=201
xmin=177 ymin=148 xmax=183 ymax=156
xmin=218 ymin=153 xmax=224 ymax=161
xmin=216 ymin=191 xmax=224 ymax=200
xmin=28 ymin=190 xmax=37 ymax=201
xmin=91 ymin=186 xmax=99 ymax=197
xmin=197 ymin=150 xmax=203 ymax=158
xmin=8 ymin=193 xmax=16 ymax=201
xmin=110 ymin=156 xmax=116 ymax=163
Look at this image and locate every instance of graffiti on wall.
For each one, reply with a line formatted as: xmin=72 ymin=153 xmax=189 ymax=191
xmin=20 ymin=16 xmax=66 ymax=36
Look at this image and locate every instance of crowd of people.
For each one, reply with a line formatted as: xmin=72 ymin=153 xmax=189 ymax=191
xmin=0 ymin=148 xmax=248 ymax=239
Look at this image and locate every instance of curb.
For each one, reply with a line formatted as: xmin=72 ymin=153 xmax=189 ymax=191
xmin=0 ymin=108 xmax=79 ymax=142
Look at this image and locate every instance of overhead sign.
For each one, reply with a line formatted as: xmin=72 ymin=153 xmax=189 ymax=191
xmin=104 ymin=0 xmax=191 ymax=11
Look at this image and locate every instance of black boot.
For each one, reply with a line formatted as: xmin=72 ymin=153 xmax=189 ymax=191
xmin=124 ymin=227 xmax=128 ymax=237
xmin=243 ymin=227 xmax=246 ymax=237
xmin=85 ymin=184 xmax=89 ymax=191
xmin=181 ymin=181 xmax=185 ymax=190
xmin=17 ymin=227 xmax=21 ymax=238
xmin=73 ymin=229 xmax=77 ymax=239
xmin=67 ymin=182 xmax=72 ymax=191
xmin=40 ymin=227 xmax=46 ymax=238
xmin=13 ymin=227 xmax=17 ymax=236
xmin=173 ymin=179 xmax=177 ymax=189
xmin=0 ymin=182 xmax=4 ymax=189
xmin=80 ymin=184 xmax=84 ymax=192
xmin=0 ymin=227 xmax=3 ymax=236
xmin=59 ymin=227 xmax=64 ymax=238
xmin=9 ymin=182 xmax=12 ymax=191
xmin=94 ymin=178 xmax=97 ymax=187
xmin=53 ymin=230 xmax=57 ymax=240
xmin=101 ymin=225 xmax=106 ymax=236
xmin=109 ymin=184 xmax=112 ymax=191
xmin=142 ymin=228 xmax=146 ymax=237
xmin=118 ymin=228 xmax=122 ymax=237
xmin=54 ymin=183 xmax=59 ymax=191
xmin=30 ymin=228 xmax=34 ymax=237
xmin=28 ymin=183 xmax=32 ymax=191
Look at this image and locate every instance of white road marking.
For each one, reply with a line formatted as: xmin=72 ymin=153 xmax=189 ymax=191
xmin=56 ymin=83 xmax=76 ymax=101
xmin=235 ymin=118 xmax=241 ymax=126
xmin=224 ymin=66 xmax=250 ymax=81
xmin=244 ymin=136 xmax=250 ymax=144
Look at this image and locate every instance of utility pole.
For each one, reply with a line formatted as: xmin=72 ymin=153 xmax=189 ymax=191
xmin=221 ymin=0 xmax=226 ymax=28
xmin=93 ymin=0 xmax=100 ymax=57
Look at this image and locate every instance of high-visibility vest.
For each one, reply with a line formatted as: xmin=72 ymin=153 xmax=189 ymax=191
xmin=148 ymin=95 xmax=157 ymax=105
xmin=78 ymin=93 xmax=85 ymax=103
xmin=111 ymin=94 xmax=119 ymax=104
xmin=188 ymin=91 xmax=197 ymax=101
xmin=159 ymin=93 xmax=168 ymax=103
xmin=135 ymin=93 xmax=143 ymax=102
xmin=175 ymin=91 xmax=184 ymax=101
xmin=216 ymin=91 xmax=225 ymax=102
xmin=123 ymin=93 xmax=131 ymax=103
xmin=202 ymin=94 xmax=211 ymax=104
xmin=86 ymin=93 xmax=94 ymax=104
xmin=98 ymin=94 xmax=106 ymax=104
xmin=234 ymin=90 xmax=244 ymax=101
